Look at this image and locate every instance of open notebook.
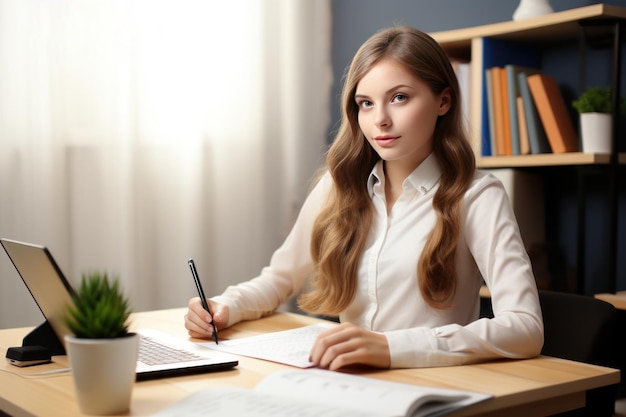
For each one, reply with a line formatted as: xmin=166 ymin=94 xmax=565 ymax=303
xmin=1 ymin=238 xmax=238 ymax=380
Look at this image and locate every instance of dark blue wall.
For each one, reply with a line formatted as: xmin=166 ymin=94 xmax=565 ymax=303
xmin=329 ymin=0 xmax=626 ymax=294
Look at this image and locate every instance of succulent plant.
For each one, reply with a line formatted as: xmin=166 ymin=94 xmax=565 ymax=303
xmin=64 ymin=272 xmax=132 ymax=339
xmin=572 ymin=86 xmax=625 ymax=114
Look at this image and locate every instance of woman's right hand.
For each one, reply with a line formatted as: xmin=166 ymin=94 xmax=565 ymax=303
xmin=184 ymin=297 xmax=230 ymax=339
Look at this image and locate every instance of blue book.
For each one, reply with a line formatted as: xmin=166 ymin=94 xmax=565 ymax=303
xmin=518 ymin=72 xmax=551 ymax=154
xmin=485 ymin=68 xmax=497 ymax=156
xmin=505 ymin=65 xmax=539 ymax=155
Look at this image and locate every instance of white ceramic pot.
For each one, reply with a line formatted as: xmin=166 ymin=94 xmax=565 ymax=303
xmin=65 ymin=333 xmax=138 ymax=415
xmin=580 ymin=112 xmax=612 ymax=154
xmin=513 ymin=0 xmax=554 ymax=21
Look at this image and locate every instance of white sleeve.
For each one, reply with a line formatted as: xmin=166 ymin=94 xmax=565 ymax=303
xmin=462 ymin=174 xmax=544 ymax=360
xmin=212 ymin=173 xmax=332 ymax=326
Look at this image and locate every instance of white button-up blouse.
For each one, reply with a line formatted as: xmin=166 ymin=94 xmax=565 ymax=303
xmin=212 ymin=153 xmax=544 ymax=368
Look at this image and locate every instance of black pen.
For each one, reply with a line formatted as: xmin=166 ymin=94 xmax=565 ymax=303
xmin=188 ymin=258 xmax=218 ymax=344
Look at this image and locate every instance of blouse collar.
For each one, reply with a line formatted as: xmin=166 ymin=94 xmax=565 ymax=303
xmin=367 ymin=153 xmax=441 ymax=197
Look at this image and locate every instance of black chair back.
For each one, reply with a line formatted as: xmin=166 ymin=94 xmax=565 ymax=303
xmin=539 ymin=290 xmax=617 ymax=368
xmin=479 ymin=289 xmax=618 ymax=416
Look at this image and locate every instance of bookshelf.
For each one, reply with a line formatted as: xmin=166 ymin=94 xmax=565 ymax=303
xmin=431 ymin=4 xmax=626 ymax=293
xmin=431 ymin=3 xmax=626 ymax=167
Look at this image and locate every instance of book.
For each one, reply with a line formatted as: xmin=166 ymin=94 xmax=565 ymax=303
xmin=479 ymin=38 xmax=540 ymax=157
xmin=491 ymin=67 xmax=506 ymax=155
xmin=517 ymin=72 xmax=551 ymax=154
xmin=505 ymin=65 xmax=539 ymax=155
xmin=150 ymin=369 xmax=492 ymax=417
xmin=527 ymin=73 xmax=578 ymax=153
xmin=452 ymin=60 xmax=471 ymax=133
xmin=485 ymin=68 xmax=497 ymax=156
xmin=516 ymin=96 xmax=531 ymax=154
xmin=499 ymin=67 xmax=513 ymax=155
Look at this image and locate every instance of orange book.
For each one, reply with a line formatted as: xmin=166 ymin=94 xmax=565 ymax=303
xmin=500 ymin=67 xmax=512 ymax=155
xmin=526 ymin=74 xmax=578 ymax=153
xmin=517 ymin=96 xmax=531 ymax=154
xmin=491 ymin=67 xmax=506 ymax=156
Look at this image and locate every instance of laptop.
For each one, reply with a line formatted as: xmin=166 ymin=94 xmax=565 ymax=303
xmin=0 ymin=238 xmax=238 ymax=380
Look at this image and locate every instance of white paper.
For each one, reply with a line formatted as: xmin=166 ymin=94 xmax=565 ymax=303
xmin=201 ymin=323 xmax=336 ymax=367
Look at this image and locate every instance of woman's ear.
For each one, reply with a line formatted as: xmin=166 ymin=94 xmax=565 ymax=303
xmin=438 ymin=87 xmax=452 ymax=116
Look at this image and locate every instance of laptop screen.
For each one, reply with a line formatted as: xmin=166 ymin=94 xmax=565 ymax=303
xmin=1 ymin=238 xmax=75 ymax=350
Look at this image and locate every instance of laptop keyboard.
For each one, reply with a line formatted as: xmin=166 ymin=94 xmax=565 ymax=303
xmin=139 ymin=335 xmax=205 ymax=366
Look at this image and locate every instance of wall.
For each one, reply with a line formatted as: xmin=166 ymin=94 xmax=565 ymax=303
xmin=329 ymin=0 xmax=626 ymax=294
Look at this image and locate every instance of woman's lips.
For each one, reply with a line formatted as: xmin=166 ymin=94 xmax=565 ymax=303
xmin=374 ymin=135 xmax=399 ymax=146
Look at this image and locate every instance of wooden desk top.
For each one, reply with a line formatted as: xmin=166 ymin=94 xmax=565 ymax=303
xmin=0 ymin=308 xmax=620 ymax=417
xmin=595 ymin=291 xmax=626 ymax=311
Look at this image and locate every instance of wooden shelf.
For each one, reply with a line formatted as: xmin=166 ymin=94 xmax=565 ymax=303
xmin=477 ymin=152 xmax=626 ymax=168
xmin=431 ymin=4 xmax=626 ymax=52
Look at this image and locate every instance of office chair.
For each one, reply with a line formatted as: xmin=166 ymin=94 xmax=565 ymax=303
xmin=480 ymin=289 xmax=618 ymax=416
xmin=540 ymin=290 xmax=618 ymax=417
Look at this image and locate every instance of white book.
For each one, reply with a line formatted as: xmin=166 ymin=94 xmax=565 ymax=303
xmin=151 ymin=369 xmax=492 ymax=417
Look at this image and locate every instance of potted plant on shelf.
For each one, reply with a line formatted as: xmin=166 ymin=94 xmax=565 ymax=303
xmin=572 ymin=86 xmax=622 ymax=154
xmin=64 ymin=272 xmax=137 ymax=415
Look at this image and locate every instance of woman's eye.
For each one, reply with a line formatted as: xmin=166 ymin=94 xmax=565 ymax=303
xmin=358 ymin=100 xmax=373 ymax=109
xmin=392 ymin=94 xmax=408 ymax=103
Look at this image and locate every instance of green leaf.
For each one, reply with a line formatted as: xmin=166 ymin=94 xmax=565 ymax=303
xmin=63 ymin=272 xmax=132 ymax=339
xmin=572 ymin=86 xmax=626 ymax=114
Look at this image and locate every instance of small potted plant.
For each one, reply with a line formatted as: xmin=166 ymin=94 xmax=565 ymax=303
xmin=572 ymin=86 xmax=622 ymax=153
xmin=64 ymin=272 xmax=137 ymax=415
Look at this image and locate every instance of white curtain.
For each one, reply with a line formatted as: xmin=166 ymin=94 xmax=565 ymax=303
xmin=0 ymin=0 xmax=332 ymax=328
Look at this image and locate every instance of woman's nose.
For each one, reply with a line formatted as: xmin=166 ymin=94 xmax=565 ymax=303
xmin=375 ymin=107 xmax=391 ymax=129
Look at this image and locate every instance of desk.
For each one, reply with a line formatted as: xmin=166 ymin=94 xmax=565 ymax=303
xmin=596 ymin=291 xmax=626 ymax=310
xmin=0 ymin=308 xmax=620 ymax=417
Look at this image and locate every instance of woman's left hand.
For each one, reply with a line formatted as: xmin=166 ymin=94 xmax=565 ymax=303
xmin=309 ymin=322 xmax=390 ymax=371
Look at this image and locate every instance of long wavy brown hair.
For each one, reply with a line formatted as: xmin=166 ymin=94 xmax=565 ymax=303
xmin=298 ymin=26 xmax=475 ymax=315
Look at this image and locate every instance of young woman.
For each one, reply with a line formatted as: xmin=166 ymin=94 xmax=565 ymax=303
xmin=185 ymin=26 xmax=544 ymax=370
